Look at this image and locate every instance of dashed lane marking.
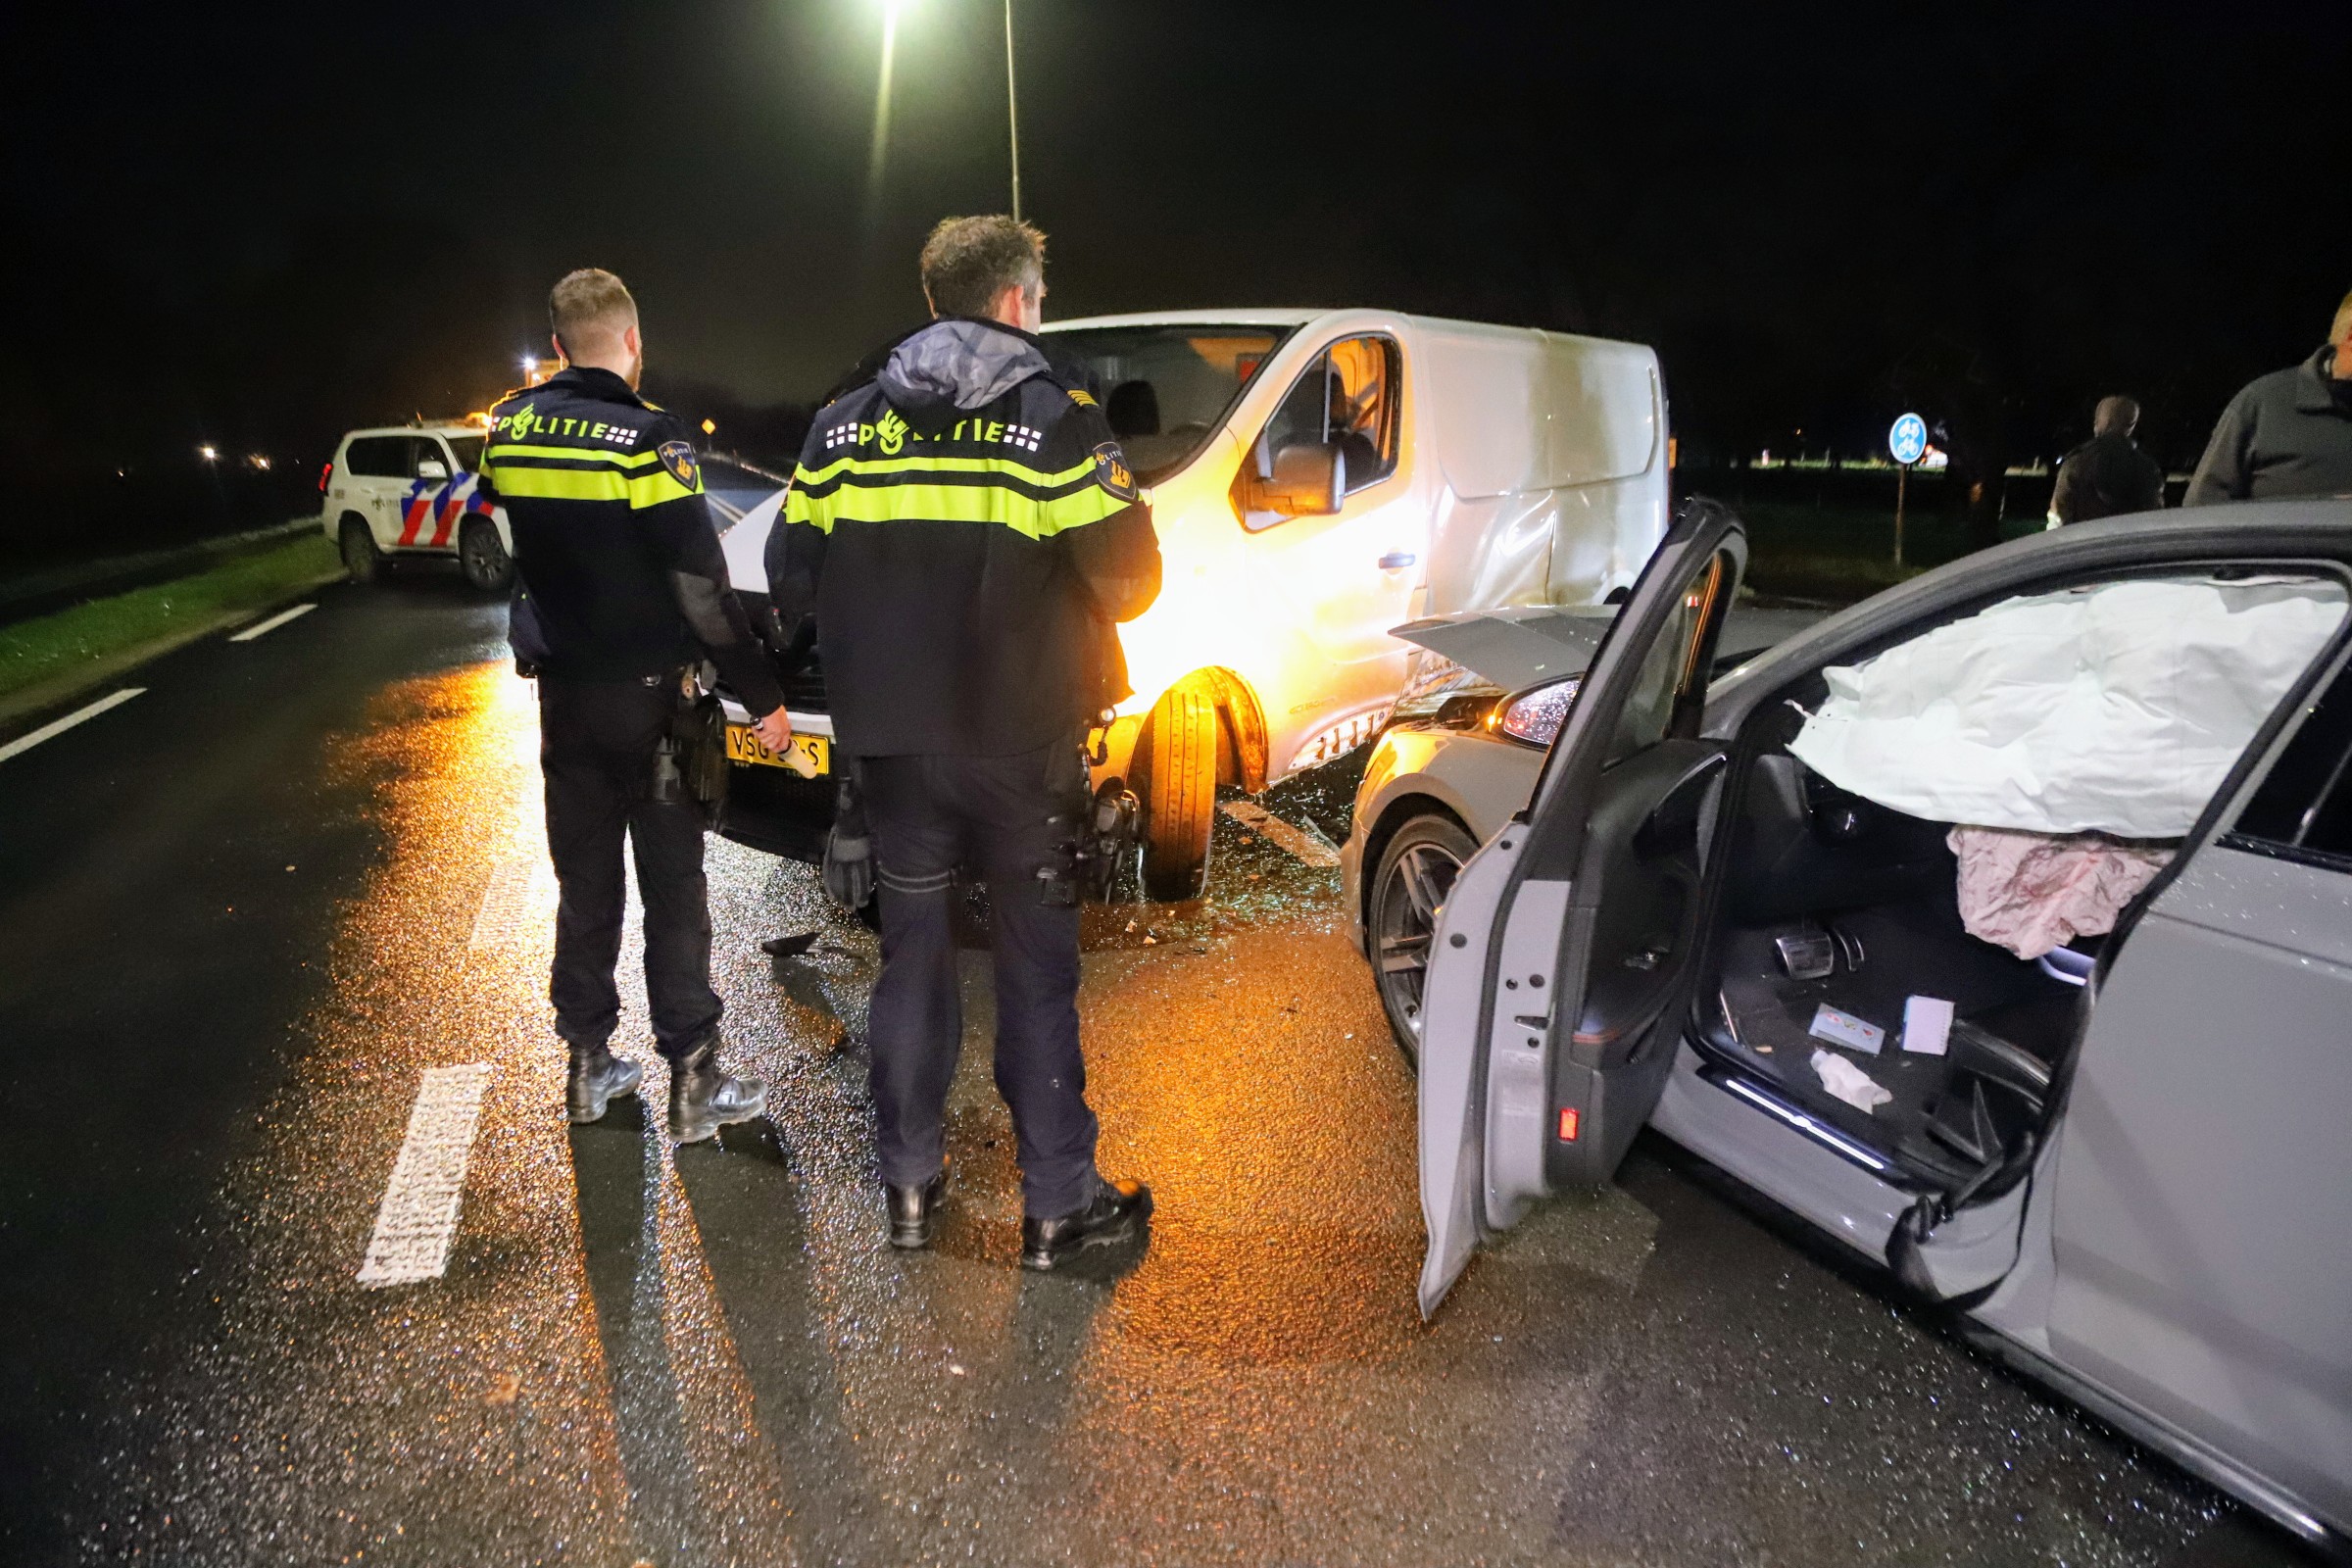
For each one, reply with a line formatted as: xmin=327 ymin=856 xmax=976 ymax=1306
xmin=228 ymin=602 xmax=318 ymax=642
xmin=357 ymin=1063 xmax=493 ymax=1288
xmin=1220 ymin=799 xmax=1342 ymax=867
xmin=0 ymin=687 xmax=146 ymax=764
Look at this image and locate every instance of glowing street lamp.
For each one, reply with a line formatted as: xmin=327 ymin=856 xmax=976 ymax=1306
xmin=198 ymin=444 xmax=219 ymax=463
xmin=866 ymin=0 xmax=1023 ymax=221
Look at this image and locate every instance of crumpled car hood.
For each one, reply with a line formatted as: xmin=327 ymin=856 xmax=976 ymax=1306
xmin=1390 ymin=604 xmax=1618 ymax=692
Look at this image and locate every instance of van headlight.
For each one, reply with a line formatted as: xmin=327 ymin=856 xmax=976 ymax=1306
xmin=1491 ymin=676 xmax=1582 ymax=748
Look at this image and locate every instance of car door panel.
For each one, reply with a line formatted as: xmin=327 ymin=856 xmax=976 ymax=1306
xmin=2045 ymin=844 xmax=2352 ymax=1532
xmin=1417 ymin=824 xmax=1528 ymax=1315
xmin=1418 ymin=500 xmax=1743 ymax=1318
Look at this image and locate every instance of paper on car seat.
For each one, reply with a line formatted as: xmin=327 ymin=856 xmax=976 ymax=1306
xmin=1811 ymin=1049 xmax=1893 ymax=1113
xmin=1901 ymin=995 xmax=1955 ymax=1055
xmin=1787 ymin=578 xmax=2346 ymax=838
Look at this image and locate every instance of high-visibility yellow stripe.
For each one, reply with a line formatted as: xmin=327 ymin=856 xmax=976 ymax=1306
xmin=791 ymin=451 xmax=1100 ymax=493
xmin=487 ymin=466 xmax=630 ymax=502
xmin=486 ymin=442 xmax=664 ymax=468
xmin=787 ymin=478 xmax=1127 ymax=540
xmin=784 ymin=486 xmax=827 ymax=533
xmin=626 ymin=469 xmax=699 ymax=508
xmin=485 ymin=456 xmax=699 ymax=507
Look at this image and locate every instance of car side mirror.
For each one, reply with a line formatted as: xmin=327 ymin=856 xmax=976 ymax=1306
xmin=416 ymin=459 xmax=450 ymax=481
xmin=1244 ymin=440 xmax=1344 ymax=518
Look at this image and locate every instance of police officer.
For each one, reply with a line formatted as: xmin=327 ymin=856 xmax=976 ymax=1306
xmin=772 ymin=217 xmax=1162 ymax=1269
xmin=483 ymin=269 xmax=788 ymax=1142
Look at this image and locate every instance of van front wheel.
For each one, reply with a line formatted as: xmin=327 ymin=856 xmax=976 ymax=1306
xmin=1139 ymin=685 xmax=1218 ymax=901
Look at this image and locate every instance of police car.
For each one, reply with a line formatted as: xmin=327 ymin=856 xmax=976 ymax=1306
xmin=320 ymin=422 xmax=514 ymax=590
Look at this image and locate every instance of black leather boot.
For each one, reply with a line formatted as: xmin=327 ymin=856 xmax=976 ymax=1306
xmin=1020 ymin=1178 xmax=1152 ymax=1271
xmin=566 ymin=1045 xmax=643 ymax=1124
xmin=667 ymin=1038 xmax=767 ymax=1145
xmin=886 ymin=1164 xmax=952 ymax=1250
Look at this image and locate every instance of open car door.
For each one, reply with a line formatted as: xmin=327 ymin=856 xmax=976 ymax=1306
xmin=1419 ymin=500 xmax=1745 ymax=1318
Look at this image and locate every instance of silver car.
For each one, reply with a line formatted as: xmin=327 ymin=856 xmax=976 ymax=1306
xmin=1342 ymin=499 xmax=2352 ymax=1551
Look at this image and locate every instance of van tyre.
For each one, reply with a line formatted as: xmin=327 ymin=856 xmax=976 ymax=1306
xmin=1140 ymin=684 xmax=1218 ymax=901
xmin=459 ymin=517 xmax=514 ymax=592
xmin=1370 ymin=813 xmax=1477 ymax=1071
xmin=339 ymin=517 xmax=384 ymax=584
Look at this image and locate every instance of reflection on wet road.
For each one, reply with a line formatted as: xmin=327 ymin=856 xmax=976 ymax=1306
xmin=8 ymin=601 xmax=2289 ymax=1565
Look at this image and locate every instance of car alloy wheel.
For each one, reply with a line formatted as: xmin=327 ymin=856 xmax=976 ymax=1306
xmin=1370 ymin=814 xmax=1476 ymax=1071
xmin=459 ymin=517 xmax=514 ymax=592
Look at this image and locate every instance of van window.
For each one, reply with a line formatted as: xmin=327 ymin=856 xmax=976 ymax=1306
xmin=445 ymin=436 xmax=484 ymax=473
xmin=1044 ymin=323 xmax=1292 ymax=484
xmin=343 ymin=436 xmax=410 ymax=477
xmin=410 ymin=438 xmax=452 ymax=476
xmin=1258 ymin=336 xmax=1400 ymax=499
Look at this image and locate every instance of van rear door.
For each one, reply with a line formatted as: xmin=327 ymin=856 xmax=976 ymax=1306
xmin=1418 ymin=500 xmax=1743 ymax=1317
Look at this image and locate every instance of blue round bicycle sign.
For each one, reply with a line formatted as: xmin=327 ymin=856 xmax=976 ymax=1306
xmin=1888 ymin=413 xmax=1928 ymax=466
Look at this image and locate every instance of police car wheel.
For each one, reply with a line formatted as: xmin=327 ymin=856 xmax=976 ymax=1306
xmin=339 ymin=518 xmax=383 ymax=585
xmin=1139 ymin=684 xmax=1218 ymax=901
xmin=459 ymin=518 xmax=514 ymax=592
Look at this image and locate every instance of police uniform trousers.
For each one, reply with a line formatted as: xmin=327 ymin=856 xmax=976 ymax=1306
xmin=860 ymin=734 xmax=1102 ymax=1220
xmin=538 ymin=675 xmax=723 ymax=1058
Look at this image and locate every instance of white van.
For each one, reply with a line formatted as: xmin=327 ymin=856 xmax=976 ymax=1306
xmin=716 ymin=309 xmax=1667 ymax=897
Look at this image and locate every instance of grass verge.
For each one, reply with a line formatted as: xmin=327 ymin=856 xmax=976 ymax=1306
xmin=0 ymin=533 xmax=344 ymax=715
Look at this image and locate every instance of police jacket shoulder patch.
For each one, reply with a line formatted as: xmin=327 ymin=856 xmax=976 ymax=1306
xmin=658 ymin=440 xmax=700 ymax=489
xmin=1091 ymin=441 xmax=1137 ymax=502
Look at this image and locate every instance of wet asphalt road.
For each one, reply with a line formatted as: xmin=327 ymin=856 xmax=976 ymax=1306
xmin=0 ymin=571 xmax=2318 ymax=1566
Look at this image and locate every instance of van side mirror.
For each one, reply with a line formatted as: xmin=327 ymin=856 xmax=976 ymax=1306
xmin=1244 ymin=441 xmax=1345 ymax=519
xmin=416 ymin=458 xmax=450 ymax=481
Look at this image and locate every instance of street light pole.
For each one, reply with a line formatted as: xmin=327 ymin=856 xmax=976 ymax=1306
xmin=1004 ymin=0 xmax=1021 ymax=222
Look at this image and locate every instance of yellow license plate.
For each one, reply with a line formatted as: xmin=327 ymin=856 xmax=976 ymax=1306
xmin=724 ymin=724 xmax=829 ymax=777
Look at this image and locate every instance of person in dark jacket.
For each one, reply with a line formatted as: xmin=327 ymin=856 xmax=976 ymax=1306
xmin=483 ymin=269 xmax=789 ymax=1143
xmin=2051 ymin=396 xmax=2165 ymax=523
xmin=2184 ymin=290 xmax=2352 ymax=506
xmin=774 ymin=216 xmax=1162 ymax=1269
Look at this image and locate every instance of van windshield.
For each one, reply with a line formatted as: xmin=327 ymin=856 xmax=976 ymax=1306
xmin=1045 ymin=324 xmax=1294 ymax=484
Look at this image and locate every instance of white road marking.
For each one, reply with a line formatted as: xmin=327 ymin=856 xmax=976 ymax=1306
xmin=1220 ymin=799 xmax=1341 ymax=867
xmin=227 ymin=602 xmax=317 ymax=642
xmin=357 ymin=1063 xmax=494 ymax=1288
xmin=709 ymin=495 xmax=746 ymax=524
xmin=0 ymin=687 xmax=146 ymax=763
xmin=468 ymin=855 xmax=557 ymax=951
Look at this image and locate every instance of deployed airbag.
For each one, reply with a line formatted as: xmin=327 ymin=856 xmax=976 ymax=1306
xmin=1947 ymin=825 xmax=2174 ymax=958
xmin=1788 ymin=578 xmax=2345 ymax=838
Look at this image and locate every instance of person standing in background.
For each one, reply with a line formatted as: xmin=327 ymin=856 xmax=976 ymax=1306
xmin=2184 ymin=290 xmax=2352 ymax=506
xmin=2050 ymin=396 xmax=2165 ymax=524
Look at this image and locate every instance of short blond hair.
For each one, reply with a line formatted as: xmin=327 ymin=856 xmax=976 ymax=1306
xmin=549 ymin=268 xmax=637 ymax=356
xmin=2332 ymin=288 xmax=2352 ymax=346
xmin=918 ymin=216 xmax=1045 ymax=318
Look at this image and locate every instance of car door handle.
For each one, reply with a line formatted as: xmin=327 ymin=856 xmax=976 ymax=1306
xmin=1378 ymin=552 xmax=1416 ymax=570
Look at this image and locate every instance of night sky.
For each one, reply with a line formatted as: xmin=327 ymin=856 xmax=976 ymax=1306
xmin=5 ymin=1 xmax=2348 ymax=535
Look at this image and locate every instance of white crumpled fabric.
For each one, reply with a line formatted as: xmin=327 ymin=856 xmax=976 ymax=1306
xmin=1811 ymin=1049 xmax=1893 ymax=1114
xmin=1788 ymin=578 xmax=2345 ymax=838
xmin=1948 ymin=824 xmax=2174 ymax=958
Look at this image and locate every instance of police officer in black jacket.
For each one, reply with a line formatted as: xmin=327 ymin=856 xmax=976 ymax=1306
xmin=773 ymin=217 xmax=1162 ymax=1269
xmin=483 ymin=269 xmax=789 ymax=1143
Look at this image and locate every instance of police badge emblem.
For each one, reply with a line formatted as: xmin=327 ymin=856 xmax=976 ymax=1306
xmin=657 ymin=440 xmax=700 ymax=489
xmin=1090 ymin=441 xmax=1137 ymax=501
